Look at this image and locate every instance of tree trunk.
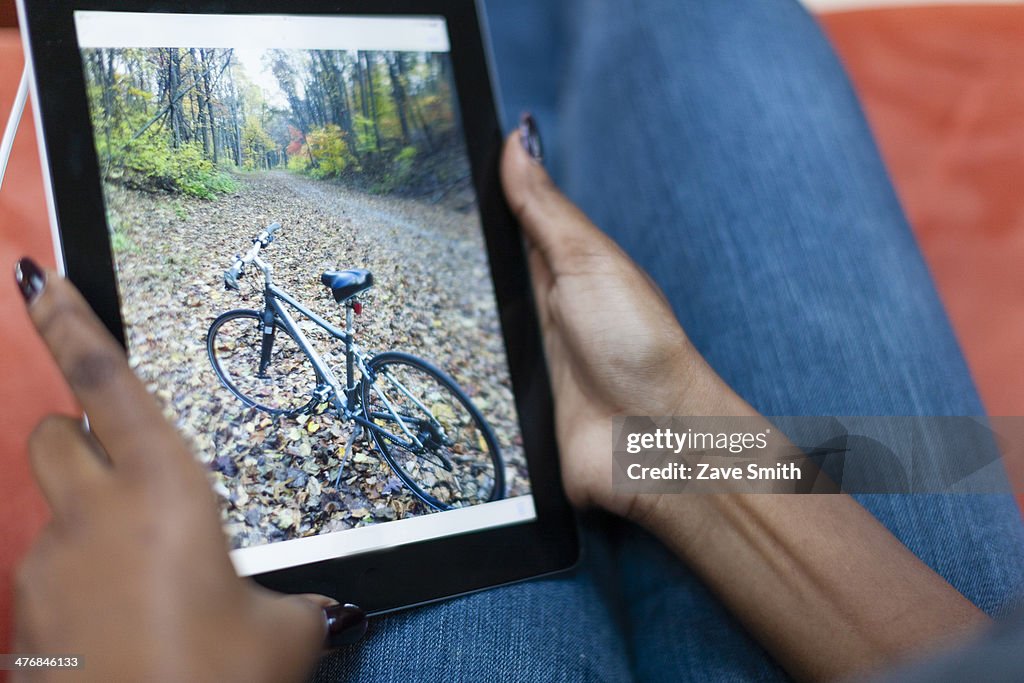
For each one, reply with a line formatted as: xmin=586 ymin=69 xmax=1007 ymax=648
xmin=397 ymin=55 xmax=434 ymax=152
xmin=386 ymin=53 xmax=411 ymax=145
xmin=191 ymin=49 xmax=210 ymax=157
xmin=362 ymin=51 xmax=382 ymax=153
xmin=314 ymin=51 xmax=360 ymax=164
xmin=168 ymin=49 xmax=181 ymax=147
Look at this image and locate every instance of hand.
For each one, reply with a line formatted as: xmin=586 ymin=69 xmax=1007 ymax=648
xmin=501 ymin=128 xmax=988 ymax=682
xmin=500 ymin=129 xmax=755 ymax=521
xmin=12 ymin=260 xmax=347 ymax=682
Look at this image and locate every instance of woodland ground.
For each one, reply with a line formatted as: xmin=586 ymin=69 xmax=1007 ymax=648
xmin=105 ymin=171 xmax=529 ymax=550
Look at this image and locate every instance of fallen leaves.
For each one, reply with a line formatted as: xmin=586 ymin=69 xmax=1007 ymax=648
xmin=107 ymin=171 xmax=531 ymax=551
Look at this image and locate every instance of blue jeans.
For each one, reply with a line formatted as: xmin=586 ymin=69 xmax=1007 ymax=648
xmin=314 ymin=1 xmax=1024 ymax=680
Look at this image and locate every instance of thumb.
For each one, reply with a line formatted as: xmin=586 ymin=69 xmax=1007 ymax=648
xmin=295 ymin=594 xmax=368 ymax=649
xmin=500 ymin=122 xmax=611 ymax=276
xmin=260 ymin=592 xmax=367 ymax=655
xmin=499 ymin=123 xmax=675 ymax=311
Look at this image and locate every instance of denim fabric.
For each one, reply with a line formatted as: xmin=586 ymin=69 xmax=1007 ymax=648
xmin=313 ymin=1 xmax=1024 ymax=680
xmin=312 ymin=521 xmax=634 ymax=682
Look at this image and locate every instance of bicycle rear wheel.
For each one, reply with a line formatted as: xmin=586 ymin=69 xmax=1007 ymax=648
xmin=207 ymin=309 xmax=322 ymax=415
xmin=361 ymin=352 xmax=505 ymax=510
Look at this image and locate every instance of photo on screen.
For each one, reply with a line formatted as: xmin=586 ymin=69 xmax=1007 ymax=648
xmin=73 ymin=13 xmax=534 ymax=574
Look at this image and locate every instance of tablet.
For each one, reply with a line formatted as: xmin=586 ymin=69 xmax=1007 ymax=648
xmin=17 ymin=0 xmax=577 ymax=614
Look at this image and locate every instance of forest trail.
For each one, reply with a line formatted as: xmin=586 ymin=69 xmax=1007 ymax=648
xmin=259 ymin=170 xmax=479 ymax=258
xmin=107 ymin=171 xmax=528 ymax=549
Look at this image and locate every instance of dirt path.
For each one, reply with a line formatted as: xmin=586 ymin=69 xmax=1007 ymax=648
xmin=106 ymin=172 xmax=528 ymax=549
xmin=269 ymin=171 xmax=479 ymax=256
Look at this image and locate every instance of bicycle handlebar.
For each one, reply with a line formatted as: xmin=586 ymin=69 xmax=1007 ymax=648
xmin=255 ymin=222 xmax=282 ymax=247
xmin=224 ymin=223 xmax=283 ymax=290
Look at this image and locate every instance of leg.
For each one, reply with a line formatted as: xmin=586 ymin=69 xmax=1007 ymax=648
xmin=557 ymin=0 xmax=981 ymax=417
xmin=517 ymin=0 xmax=1024 ymax=679
xmin=312 ymin=521 xmax=633 ymax=682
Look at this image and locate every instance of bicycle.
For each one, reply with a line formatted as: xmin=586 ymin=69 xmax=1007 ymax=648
xmin=206 ymin=223 xmax=506 ymax=511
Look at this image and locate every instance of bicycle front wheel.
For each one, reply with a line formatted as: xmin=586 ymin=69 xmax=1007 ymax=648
xmin=362 ymin=352 xmax=505 ymax=510
xmin=207 ymin=309 xmax=322 ymax=415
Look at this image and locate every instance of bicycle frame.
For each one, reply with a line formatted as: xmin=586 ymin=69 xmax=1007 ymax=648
xmin=249 ymin=254 xmax=437 ymax=455
xmin=250 ymin=254 xmax=354 ymax=408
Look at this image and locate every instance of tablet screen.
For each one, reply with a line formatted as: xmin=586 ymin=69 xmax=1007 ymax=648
xmin=73 ymin=11 xmax=535 ymax=575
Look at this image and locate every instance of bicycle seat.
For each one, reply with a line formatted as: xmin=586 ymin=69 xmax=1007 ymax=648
xmin=321 ymin=269 xmax=374 ymax=303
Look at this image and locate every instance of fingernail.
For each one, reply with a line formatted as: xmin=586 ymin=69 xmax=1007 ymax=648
xmin=323 ymin=603 xmax=367 ymax=649
xmin=14 ymin=257 xmax=45 ymax=304
xmin=518 ymin=112 xmax=544 ymax=164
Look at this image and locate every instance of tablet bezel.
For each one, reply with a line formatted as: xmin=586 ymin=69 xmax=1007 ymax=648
xmin=17 ymin=0 xmax=578 ymax=614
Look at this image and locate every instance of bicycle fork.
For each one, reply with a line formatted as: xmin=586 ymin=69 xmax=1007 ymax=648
xmin=257 ymin=308 xmax=276 ymax=378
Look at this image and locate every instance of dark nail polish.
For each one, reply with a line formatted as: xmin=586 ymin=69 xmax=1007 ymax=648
xmin=518 ymin=113 xmax=544 ymax=163
xmin=324 ymin=603 xmax=367 ymax=649
xmin=14 ymin=257 xmax=45 ymax=304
